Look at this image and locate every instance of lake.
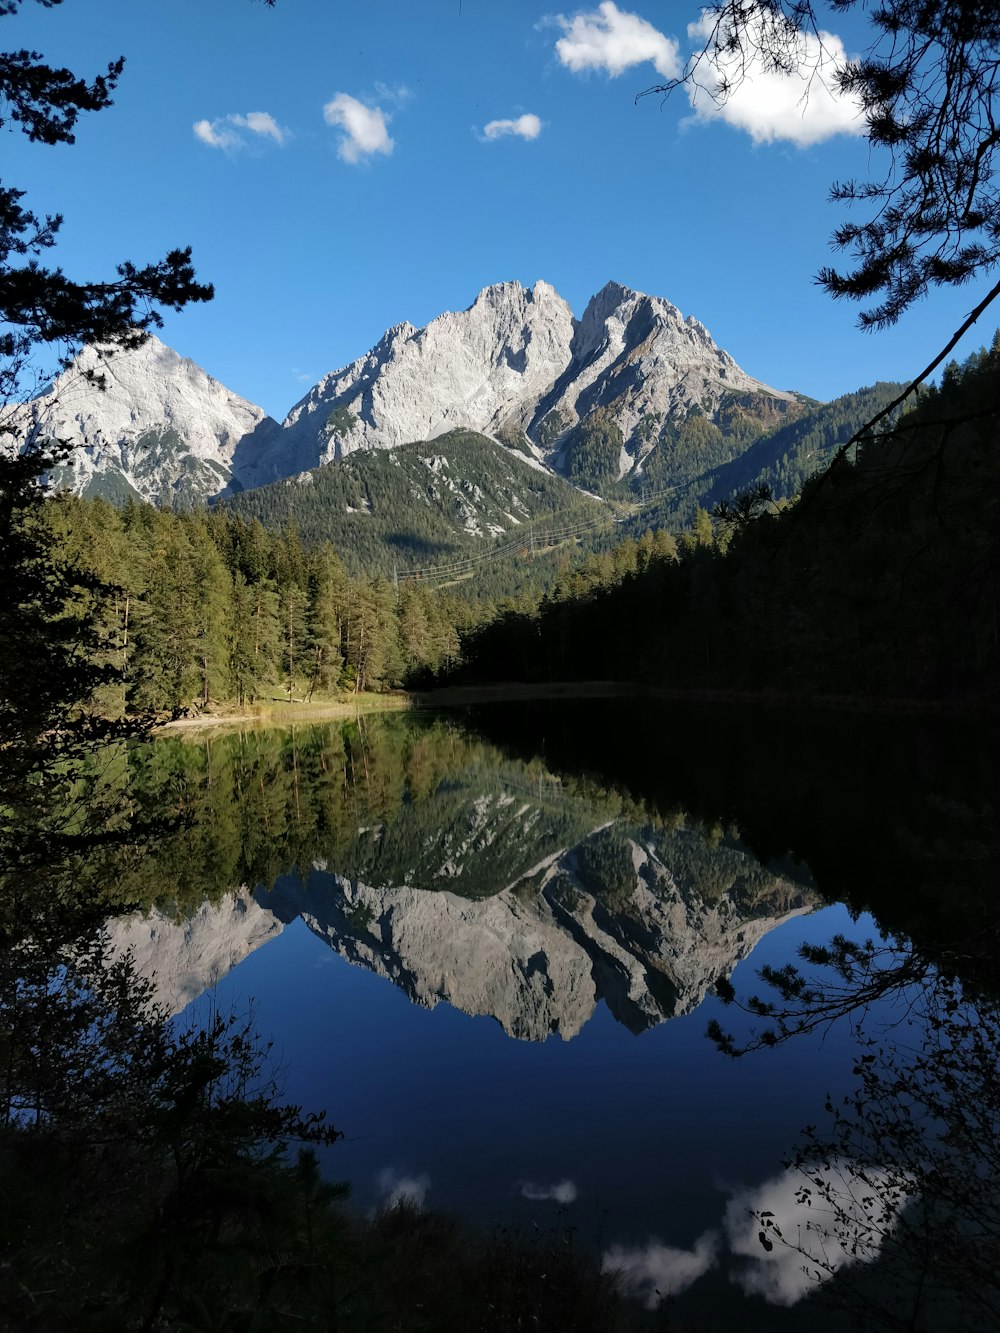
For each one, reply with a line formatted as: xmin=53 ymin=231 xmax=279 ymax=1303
xmin=108 ymin=701 xmax=1000 ymax=1330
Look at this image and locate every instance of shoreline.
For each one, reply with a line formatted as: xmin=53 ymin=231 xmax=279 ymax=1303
xmin=152 ymin=679 xmax=997 ymax=735
xmin=415 ymin=680 xmax=999 ymax=716
xmin=154 ymin=693 xmax=413 ymax=733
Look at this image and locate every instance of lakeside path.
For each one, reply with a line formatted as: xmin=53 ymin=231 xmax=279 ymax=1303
xmin=154 ymin=693 xmax=413 ymax=734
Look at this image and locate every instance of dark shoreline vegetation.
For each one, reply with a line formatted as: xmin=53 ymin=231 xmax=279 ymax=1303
xmin=441 ymin=341 xmax=1000 ymax=706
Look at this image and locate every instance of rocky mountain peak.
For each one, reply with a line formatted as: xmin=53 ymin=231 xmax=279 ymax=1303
xmin=13 ymin=279 xmax=795 ymax=504
xmin=12 ymin=333 xmax=281 ymax=505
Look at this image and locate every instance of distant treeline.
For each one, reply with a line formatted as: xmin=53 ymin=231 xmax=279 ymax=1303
xmin=42 ymin=487 xmax=699 ymax=715
xmin=44 ymin=497 xmax=479 ymax=712
xmin=215 ymin=388 xmax=905 ymax=585
xmin=444 ymin=343 xmax=1000 ymax=705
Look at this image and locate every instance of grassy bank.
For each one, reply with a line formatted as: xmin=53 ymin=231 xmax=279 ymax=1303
xmin=155 ymin=691 xmax=413 ymax=733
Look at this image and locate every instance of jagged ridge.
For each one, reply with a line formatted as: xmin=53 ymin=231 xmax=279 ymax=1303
xmin=14 ymin=281 xmax=798 ymax=506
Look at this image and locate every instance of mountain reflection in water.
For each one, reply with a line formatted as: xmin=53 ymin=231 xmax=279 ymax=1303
xmin=104 ymin=705 xmax=1000 ymax=1332
xmin=110 ymin=712 xmax=814 ymax=1038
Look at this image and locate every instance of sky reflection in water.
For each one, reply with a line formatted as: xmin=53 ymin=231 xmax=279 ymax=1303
xmin=119 ymin=707 xmax=973 ymax=1329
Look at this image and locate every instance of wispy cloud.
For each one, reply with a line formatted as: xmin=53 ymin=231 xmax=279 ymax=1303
xmin=724 ymin=1164 xmax=907 ymax=1306
xmin=291 ymin=368 xmax=314 ymax=385
xmin=684 ymin=11 xmax=863 ymax=147
xmin=193 ymin=111 xmax=287 ymax=152
xmin=481 ymin=113 xmax=543 ymax=142
xmin=323 ymin=92 xmax=394 ymax=164
xmin=377 ymin=1168 xmax=430 ymax=1209
xmin=374 ymin=82 xmax=413 ymax=108
xmin=520 ymin=1178 xmax=577 ymax=1203
xmin=548 ymin=2 xmax=680 ymax=80
xmin=602 ymin=1232 xmax=719 ymax=1309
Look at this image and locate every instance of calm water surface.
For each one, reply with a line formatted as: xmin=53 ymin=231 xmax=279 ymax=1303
xmin=114 ymin=703 xmax=1000 ymax=1330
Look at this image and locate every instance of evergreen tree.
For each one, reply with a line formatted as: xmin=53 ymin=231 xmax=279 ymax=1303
xmin=186 ymin=513 xmax=233 ymax=708
xmin=129 ymin=522 xmax=200 ymax=712
xmin=304 ymin=544 xmax=347 ymax=700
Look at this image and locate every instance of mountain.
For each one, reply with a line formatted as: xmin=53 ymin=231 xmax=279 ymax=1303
xmin=106 ymin=713 xmax=815 ymax=1039
xmin=220 ymin=385 xmax=903 ymax=584
xmin=274 ymin=824 xmax=813 ymax=1040
xmin=108 ymin=824 xmax=813 ymax=1041
xmin=12 ymin=336 xmax=281 ymax=505
xmin=15 ymin=280 xmax=805 ymax=506
xmin=105 ymin=890 xmax=284 ymax=1016
xmin=257 ymin=280 xmax=577 ymax=482
xmin=250 ymin=279 xmax=799 ymax=490
xmin=220 ymin=428 xmax=605 ymax=580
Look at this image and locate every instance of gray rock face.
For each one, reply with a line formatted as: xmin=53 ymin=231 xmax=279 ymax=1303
xmin=290 ymin=839 xmax=811 ymax=1041
xmin=11 ymin=336 xmax=281 ymax=505
xmin=264 ymin=280 xmax=577 ymax=479
xmin=110 ymin=818 xmax=811 ymax=1041
xmin=263 ymin=279 xmax=788 ymax=481
xmin=14 ymin=281 xmax=792 ymax=503
xmin=526 ymin=282 xmax=782 ymax=475
xmin=105 ymin=889 xmax=284 ymax=1016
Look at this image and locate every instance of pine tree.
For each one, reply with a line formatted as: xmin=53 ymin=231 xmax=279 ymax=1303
xmin=186 ymin=514 xmax=233 ymax=708
xmin=304 ymin=545 xmax=347 ymax=701
xmin=129 ymin=522 xmax=200 ymax=712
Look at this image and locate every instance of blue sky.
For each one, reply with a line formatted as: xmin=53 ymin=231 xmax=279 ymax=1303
xmin=7 ymin=0 xmax=994 ymax=419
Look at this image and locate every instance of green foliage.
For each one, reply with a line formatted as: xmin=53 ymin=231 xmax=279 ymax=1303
xmin=535 ymin=407 xmax=568 ymax=448
xmin=620 ymin=384 xmax=901 ymax=532
xmin=113 ymin=714 xmax=618 ymax=910
xmin=494 ymin=419 xmax=532 ymax=454
xmin=31 ymin=495 xmax=499 ymax=712
xmin=701 ymin=382 xmax=907 ymax=506
xmin=220 ymin=428 xmax=601 ymax=580
xmin=575 ymin=826 xmax=637 ymax=913
xmin=631 ymin=410 xmax=662 ymax=446
xmin=446 ymin=342 xmax=1000 ymax=706
xmin=561 ymin=410 xmax=624 ymax=494
xmin=325 ymin=404 xmax=358 ymax=437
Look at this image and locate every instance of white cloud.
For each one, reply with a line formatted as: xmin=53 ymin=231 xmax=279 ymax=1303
xmin=551 ymin=2 xmax=680 ymax=80
xmin=602 ymin=1232 xmax=719 ymax=1308
xmin=482 ymin=113 xmax=543 ymax=142
xmin=374 ymin=82 xmax=413 ymax=107
xmin=725 ymin=1164 xmax=907 ymax=1306
xmin=323 ymin=92 xmax=394 ymax=164
xmin=520 ymin=1178 xmax=577 ymax=1203
xmin=377 ymin=1168 xmax=430 ymax=1210
xmin=193 ymin=111 xmax=287 ymax=152
xmin=240 ymin=111 xmax=285 ymax=142
xmin=684 ymin=11 xmax=864 ymax=146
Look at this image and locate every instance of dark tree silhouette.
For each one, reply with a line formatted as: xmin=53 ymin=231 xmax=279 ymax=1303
xmin=649 ymin=0 xmax=1000 ymax=331
xmin=647 ymin=1 xmax=1000 ymax=457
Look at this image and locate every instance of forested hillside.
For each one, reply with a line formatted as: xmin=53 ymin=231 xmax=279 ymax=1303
xmin=444 ymin=344 xmax=1000 ymax=705
xmin=213 ymin=383 xmax=906 ymax=593
xmin=45 ymin=489 xmax=702 ymax=713
xmin=219 ymin=429 xmax=602 ymax=577
xmin=36 ymin=361 xmax=956 ymax=716
xmin=45 ymin=498 xmax=480 ymax=710
xmin=616 ymin=380 xmax=905 ymax=536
